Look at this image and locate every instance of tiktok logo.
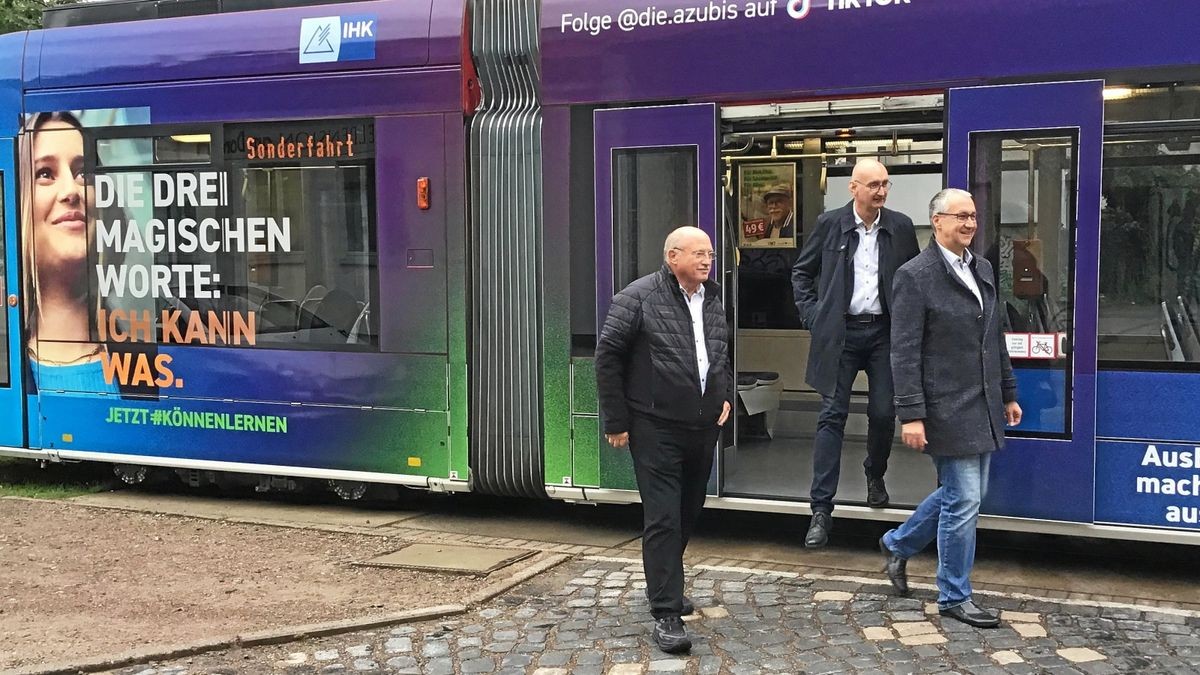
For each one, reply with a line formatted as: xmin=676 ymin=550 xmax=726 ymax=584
xmin=787 ymin=0 xmax=811 ymax=19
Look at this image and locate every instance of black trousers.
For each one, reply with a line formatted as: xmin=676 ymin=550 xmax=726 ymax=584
xmin=810 ymin=319 xmax=896 ymax=513
xmin=629 ymin=414 xmax=719 ymax=619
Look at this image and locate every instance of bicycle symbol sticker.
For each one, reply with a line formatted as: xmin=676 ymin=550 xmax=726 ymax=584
xmin=1029 ymin=333 xmax=1058 ymax=360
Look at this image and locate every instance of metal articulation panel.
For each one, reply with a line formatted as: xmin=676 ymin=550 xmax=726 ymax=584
xmin=467 ymin=0 xmax=546 ymax=498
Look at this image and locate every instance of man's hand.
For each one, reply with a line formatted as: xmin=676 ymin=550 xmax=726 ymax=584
xmin=1005 ymin=401 xmax=1023 ymax=427
xmin=718 ymin=401 xmax=732 ymax=426
xmin=605 ymin=432 xmax=629 ymax=449
xmin=901 ymin=420 xmax=927 ymax=452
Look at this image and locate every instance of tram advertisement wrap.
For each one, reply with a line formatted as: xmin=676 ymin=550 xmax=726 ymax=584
xmin=1095 ymin=441 xmax=1200 ymax=529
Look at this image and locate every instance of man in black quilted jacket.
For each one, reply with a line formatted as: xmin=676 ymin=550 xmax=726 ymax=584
xmin=595 ymin=226 xmax=733 ymax=655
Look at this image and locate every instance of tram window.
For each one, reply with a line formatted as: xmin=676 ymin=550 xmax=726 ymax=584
xmin=970 ymin=132 xmax=1076 ymax=436
xmin=612 ymin=147 xmax=697 ymax=289
xmin=89 ymin=118 xmax=379 ymax=351
xmin=1098 ymin=129 xmax=1200 ymax=364
xmin=1104 ymin=84 xmax=1200 ymax=124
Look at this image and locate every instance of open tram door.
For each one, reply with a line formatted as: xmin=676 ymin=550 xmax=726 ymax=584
xmin=592 ymin=103 xmax=728 ymax=494
xmin=946 ymin=81 xmax=1103 ymax=523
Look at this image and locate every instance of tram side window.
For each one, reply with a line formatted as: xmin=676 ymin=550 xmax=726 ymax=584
xmin=90 ymin=119 xmax=379 ymax=351
xmin=1098 ymin=128 xmax=1200 ymax=364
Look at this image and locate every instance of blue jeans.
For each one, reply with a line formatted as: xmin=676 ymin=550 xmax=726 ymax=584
xmin=882 ymin=453 xmax=991 ymax=610
xmin=810 ymin=320 xmax=896 ymax=513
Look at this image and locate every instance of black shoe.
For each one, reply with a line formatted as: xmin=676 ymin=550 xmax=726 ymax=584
xmin=652 ymin=615 xmax=692 ymax=654
xmin=939 ymin=600 xmax=1001 ymax=628
xmin=681 ymin=596 xmax=695 ymax=616
xmin=879 ymin=537 xmax=909 ymax=596
xmin=867 ymin=477 xmax=889 ymax=507
xmin=805 ymin=511 xmax=832 ymax=548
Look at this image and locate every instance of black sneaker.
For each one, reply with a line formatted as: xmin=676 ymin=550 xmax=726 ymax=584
xmin=652 ymin=615 xmax=691 ymax=654
xmin=805 ymin=511 xmax=832 ymax=548
xmin=867 ymin=477 xmax=889 ymax=508
xmin=681 ymin=596 xmax=695 ymax=616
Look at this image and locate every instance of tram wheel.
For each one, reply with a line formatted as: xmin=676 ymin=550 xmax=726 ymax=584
xmin=113 ymin=464 xmax=149 ymax=485
xmin=328 ymin=480 xmax=368 ymax=501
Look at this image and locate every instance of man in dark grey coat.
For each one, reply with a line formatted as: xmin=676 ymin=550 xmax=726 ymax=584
xmin=595 ymin=226 xmax=733 ymax=654
xmin=791 ymin=159 xmax=921 ymax=547
xmin=879 ymin=188 xmax=1022 ymax=628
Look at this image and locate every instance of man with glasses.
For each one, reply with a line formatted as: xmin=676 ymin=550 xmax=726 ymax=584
xmin=879 ymin=188 xmax=1021 ymax=628
xmin=595 ymin=226 xmax=733 ymax=654
xmin=791 ymin=158 xmax=920 ymax=547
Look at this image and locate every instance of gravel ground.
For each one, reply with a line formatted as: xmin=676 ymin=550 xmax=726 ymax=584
xmin=0 ymin=499 xmax=504 ymax=671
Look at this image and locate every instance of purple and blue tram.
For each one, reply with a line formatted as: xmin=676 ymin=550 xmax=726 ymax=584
xmin=0 ymin=0 xmax=1198 ymax=543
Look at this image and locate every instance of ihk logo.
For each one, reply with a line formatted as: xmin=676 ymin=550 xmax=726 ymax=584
xmin=299 ymin=14 xmax=377 ymax=64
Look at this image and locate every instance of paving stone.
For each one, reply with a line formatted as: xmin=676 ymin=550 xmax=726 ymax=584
xmin=991 ymin=650 xmax=1024 ymax=665
xmin=1058 ymin=647 xmax=1107 ymax=663
xmin=384 ymin=656 xmax=417 ymax=671
xmin=538 ymin=651 xmax=574 ymax=667
xmin=648 ymin=659 xmax=687 ymax=672
xmin=864 ymin=627 xmax=896 ymax=641
xmin=1002 ymin=611 xmax=1042 ymax=623
xmin=899 ymin=634 xmax=948 ymax=646
xmin=461 ymin=657 xmax=496 ymax=673
xmin=814 ymin=591 xmax=854 ymax=602
xmin=894 ymin=621 xmax=939 ymax=637
xmin=1013 ymin=623 xmax=1048 ymax=638
xmin=314 ymin=650 xmax=339 ymax=662
xmin=607 ymin=665 xmax=646 ymax=675
xmin=351 ymin=659 xmax=377 ymax=671
xmin=383 ymin=637 xmax=412 ymax=654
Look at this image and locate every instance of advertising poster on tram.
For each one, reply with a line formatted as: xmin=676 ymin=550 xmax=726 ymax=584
xmin=738 ymin=163 xmax=796 ymax=249
xmin=18 ymin=108 xmax=444 ymax=476
xmin=1096 ymin=441 xmax=1200 ymax=530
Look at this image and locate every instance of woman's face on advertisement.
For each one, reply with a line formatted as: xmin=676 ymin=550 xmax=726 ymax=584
xmin=32 ymin=120 xmax=89 ymax=273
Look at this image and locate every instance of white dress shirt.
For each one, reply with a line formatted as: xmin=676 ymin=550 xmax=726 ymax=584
xmin=937 ymin=242 xmax=983 ymax=309
xmin=848 ymin=209 xmax=883 ymax=315
xmin=680 ymin=284 xmax=709 ymax=394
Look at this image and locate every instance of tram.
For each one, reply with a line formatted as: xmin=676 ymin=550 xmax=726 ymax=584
xmin=0 ymin=0 xmax=1198 ymax=543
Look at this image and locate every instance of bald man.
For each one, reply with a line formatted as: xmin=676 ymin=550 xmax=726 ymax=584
xmin=596 ymin=227 xmax=733 ymax=654
xmin=791 ymin=159 xmax=920 ymax=547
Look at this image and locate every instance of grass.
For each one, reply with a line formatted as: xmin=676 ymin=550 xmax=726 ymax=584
xmin=0 ymin=456 xmax=113 ymax=499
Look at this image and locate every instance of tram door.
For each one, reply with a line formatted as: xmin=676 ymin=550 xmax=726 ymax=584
xmin=0 ymin=136 xmax=26 ymax=448
xmin=946 ymin=81 xmax=1103 ymax=522
xmin=593 ymin=103 xmax=724 ymax=492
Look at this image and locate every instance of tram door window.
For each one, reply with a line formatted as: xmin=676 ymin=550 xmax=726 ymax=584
xmin=970 ymin=133 xmax=1077 ymax=435
xmin=612 ymin=148 xmax=697 ymax=289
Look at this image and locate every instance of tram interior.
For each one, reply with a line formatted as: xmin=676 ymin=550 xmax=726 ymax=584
xmin=575 ymin=84 xmax=1200 ymax=507
xmin=718 ymin=97 xmax=1090 ymax=505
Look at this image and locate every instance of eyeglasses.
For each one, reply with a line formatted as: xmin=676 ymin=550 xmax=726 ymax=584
xmin=672 ymin=247 xmax=716 ymax=261
xmin=936 ymin=212 xmax=978 ymax=224
xmin=852 ymin=180 xmax=892 ymax=193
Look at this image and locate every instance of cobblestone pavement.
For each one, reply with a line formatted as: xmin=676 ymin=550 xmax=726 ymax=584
xmin=110 ymin=556 xmax=1200 ymax=675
